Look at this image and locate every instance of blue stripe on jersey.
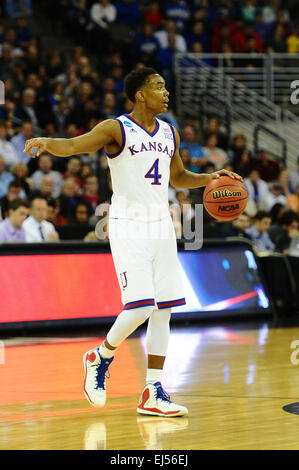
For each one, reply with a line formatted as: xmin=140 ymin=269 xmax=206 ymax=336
xmin=124 ymin=114 xmax=160 ymax=137
xmin=105 ymin=119 xmax=126 ymax=158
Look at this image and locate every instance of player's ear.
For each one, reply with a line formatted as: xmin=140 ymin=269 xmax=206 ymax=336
xmin=135 ymin=90 xmax=145 ymax=103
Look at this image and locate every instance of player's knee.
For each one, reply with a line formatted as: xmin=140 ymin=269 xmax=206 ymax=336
xmin=150 ymin=307 xmax=171 ymax=325
xmin=131 ymin=305 xmax=155 ymax=326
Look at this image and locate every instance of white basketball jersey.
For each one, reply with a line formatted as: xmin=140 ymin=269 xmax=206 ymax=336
xmin=106 ymin=114 xmax=176 ymax=222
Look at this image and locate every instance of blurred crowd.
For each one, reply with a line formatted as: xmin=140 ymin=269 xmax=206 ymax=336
xmin=0 ymin=0 xmax=299 ymax=254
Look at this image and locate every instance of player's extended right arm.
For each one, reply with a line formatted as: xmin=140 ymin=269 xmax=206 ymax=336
xmin=23 ymin=119 xmax=119 ymax=158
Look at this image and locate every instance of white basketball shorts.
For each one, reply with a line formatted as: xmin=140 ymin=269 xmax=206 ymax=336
xmin=108 ymin=216 xmax=186 ymax=310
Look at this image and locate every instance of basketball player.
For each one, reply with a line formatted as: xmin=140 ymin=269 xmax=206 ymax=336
xmin=24 ymin=68 xmax=242 ymax=417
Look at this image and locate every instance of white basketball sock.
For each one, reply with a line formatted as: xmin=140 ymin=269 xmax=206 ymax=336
xmin=146 ymin=368 xmax=163 ymax=384
xmin=99 ymin=342 xmax=115 ymax=359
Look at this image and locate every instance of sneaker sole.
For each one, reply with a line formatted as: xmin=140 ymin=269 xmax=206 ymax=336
xmin=83 ymin=352 xmax=106 ymax=408
xmin=137 ymin=407 xmax=188 ymax=417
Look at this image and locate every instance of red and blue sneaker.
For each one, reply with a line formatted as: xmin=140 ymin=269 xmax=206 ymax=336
xmin=83 ymin=348 xmax=113 ymax=407
xmin=137 ymin=382 xmax=188 ymax=417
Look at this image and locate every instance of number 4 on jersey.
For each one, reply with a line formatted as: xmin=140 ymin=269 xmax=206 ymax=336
xmin=145 ymin=159 xmax=162 ymax=185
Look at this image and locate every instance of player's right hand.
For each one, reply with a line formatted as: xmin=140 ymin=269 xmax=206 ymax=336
xmin=23 ymin=137 xmax=49 ymax=158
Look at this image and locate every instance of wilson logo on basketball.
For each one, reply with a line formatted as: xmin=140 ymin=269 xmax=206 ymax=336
xmin=218 ymin=204 xmax=240 ymax=212
xmin=212 ymin=190 xmax=242 ymax=199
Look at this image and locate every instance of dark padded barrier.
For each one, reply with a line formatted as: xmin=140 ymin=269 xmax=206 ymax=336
xmin=257 ymin=254 xmax=298 ymax=315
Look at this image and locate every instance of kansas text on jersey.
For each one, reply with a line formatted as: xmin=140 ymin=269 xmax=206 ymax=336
xmin=106 ymin=114 xmax=176 ymax=222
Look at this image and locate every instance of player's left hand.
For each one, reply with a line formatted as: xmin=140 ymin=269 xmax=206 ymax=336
xmin=210 ymin=169 xmax=243 ymax=181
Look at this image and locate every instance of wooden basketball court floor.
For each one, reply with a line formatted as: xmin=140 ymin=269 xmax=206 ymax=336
xmin=1 ymin=320 xmax=299 ymax=450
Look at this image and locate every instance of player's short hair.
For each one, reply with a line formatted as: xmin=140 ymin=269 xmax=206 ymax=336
xmin=124 ymin=67 xmax=158 ymax=102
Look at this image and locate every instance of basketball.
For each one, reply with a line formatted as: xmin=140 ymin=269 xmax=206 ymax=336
xmin=203 ymin=175 xmax=248 ymax=221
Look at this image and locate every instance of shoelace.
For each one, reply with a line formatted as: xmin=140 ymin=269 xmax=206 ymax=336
xmin=155 ymin=383 xmax=172 ymax=403
xmin=92 ymin=359 xmax=112 ymax=390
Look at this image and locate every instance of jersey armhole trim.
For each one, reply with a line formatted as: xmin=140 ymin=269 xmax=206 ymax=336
xmin=168 ymin=124 xmax=177 ymax=156
xmin=105 ymin=119 xmax=126 ymax=159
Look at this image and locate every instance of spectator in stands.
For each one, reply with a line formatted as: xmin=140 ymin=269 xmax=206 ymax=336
xmin=24 ymin=44 xmax=40 ymax=75
xmin=82 ymin=174 xmax=100 ymax=211
xmin=0 ymin=155 xmax=14 ymax=198
xmin=232 ymin=149 xmax=254 ymax=178
xmin=221 ymin=212 xmax=251 ymax=238
xmin=252 ymin=144 xmax=281 ymax=183
xmin=185 ymin=20 xmax=209 ymax=52
xmin=0 ymin=180 xmax=23 ymax=220
xmin=211 ymin=21 xmax=248 ymax=53
xmin=0 ymin=44 xmax=14 ymax=77
xmin=244 ymin=168 xmax=269 ymax=208
xmin=5 ymin=0 xmax=33 ymax=18
xmin=46 ymin=49 xmax=64 ymax=80
xmin=115 ymin=0 xmax=142 ymax=28
xmin=88 ymin=0 xmax=117 ymax=53
xmin=268 ymin=210 xmax=299 ymax=253
xmin=31 ymin=153 xmax=63 ymax=197
xmin=253 ymin=9 xmax=273 ymax=42
xmin=203 ymin=117 xmax=228 ymax=151
xmin=154 ymin=19 xmax=187 ymax=52
xmin=212 ymin=7 xmax=237 ymax=38
xmin=0 ymin=198 xmax=29 ymax=242
xmin=229 ymin=133 xmax=247 ymax=164
xmin=0 ymin=121 xmax=19 ymax=169
xmin=245 ymin=210 xmax=274 ymax=253
xmin=266 ymin=24 xmax=287 ymax=52
xmin=163 ymin=0 xmax=190 ymax=32
xmin=67 ymin=201 xmax=90 ymax=225
xmin=287 ymin=22 xmax=299 ymax=53
xmin=180 ymin=148 xmax=191 ymax=171
xmin=262 ymin=0 xmax=279 ymax=24
xmin=133 ymin=22 xmax=160 ymax=68
xmin=29 ymin=174 xmax=56 ymax=203
xmin=241 ymin=0 xmax=258 ymax=23
xmin=63 ymin=156 xmax=83 ymax=189
xmin=263 ymin=0 xmax=291 ymax=25
xmin=203 ymin=133 xmax=228 ymax=170
xmin=289 ymin=156 xmax=299 ymax=192
xmin=10 ymin=120 xmax=33 ymax=164
xmin=10 ymin=162 xmax=31 ymax=196
xmin=157 ymin=32 xmax=177 ymax=88
xmin=52 ymin=98 xmax=72 ymax=137
xmin=269 ymin=202 xmax=286 ymax=225
xmin=286 ymin=184 xmax=299 ymax=213
xmin=270 ymin=9 xmax=293 ymax=38
xmin=80 ymin=163 xmax=94 ymax=181
xmin=23 ymin=197 xmax=59 ymax=241
xmin=143 ymin=1 xmax=163 ymax=30
xmin=100 ymin=92 xmax=119 ymax=119
xmin=180 ymin=124 xmax=208 ymax=172
xmin=14 ymin=87 xmax=42 ymax=129
xmin=46 ymin=197 xmax=66 ymax=226
xmin=13 ymin=14 xmax=33 ymax=47
xmin=259 ymin=181 xmax=287 ymax=211
xmin=59 ymin=177 xmax=86 ymax=220
xmin=242 ymin=21 xmax=264 ymax=53
xmin=175 ymin=189 xmax=194 ymax=225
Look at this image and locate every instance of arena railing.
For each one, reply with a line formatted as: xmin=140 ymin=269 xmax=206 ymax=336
xmin=175 ymin=53 xmax=299 ymax=171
